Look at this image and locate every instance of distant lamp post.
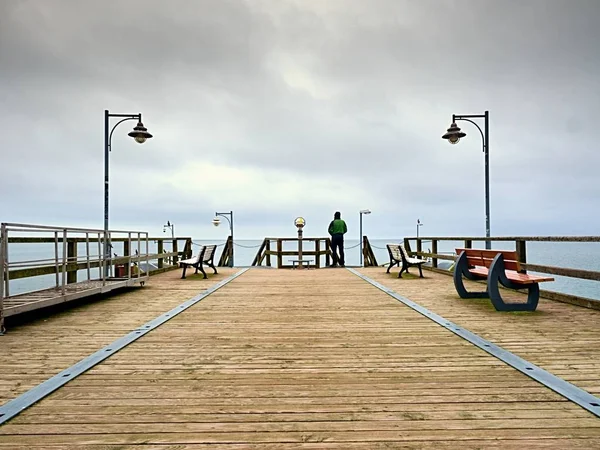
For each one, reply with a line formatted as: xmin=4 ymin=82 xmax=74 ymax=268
xmin=416 ymin=219 xmax=423 ymax=239
xmin=442 ymin=110 xmax=491 ymax=249
xmin=104 ymin=110 xmax=153 ymax=275
xmin=163 ymin=221 xmax=174 ymax=239
xmin=213 ymin=211 xmax=234 ymax=267
xmin=359 ymin=209 xmax=371 ymax=266
xmin=295 ymin=217 xmax=306 ymax=269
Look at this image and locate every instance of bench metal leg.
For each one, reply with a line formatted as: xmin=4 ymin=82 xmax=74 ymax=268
xmin=386 ymin=259 xmax=398 ymax=274
xmin=416 ymin=263 xmax=424 ymax=278
xmin=181 ymin=265 xmax=188 ymax=279
xmin=207 ymin=261 xmax=218 ymax=274
xmin=488 ymin=254 xmax=539 ymax=312
xmin=453 ymin=252 xmax=488 ymax=298
xmin=197 ymin=263 xmax=207 ymax=279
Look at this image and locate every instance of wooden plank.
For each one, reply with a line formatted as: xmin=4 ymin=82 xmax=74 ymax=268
xmin=2 ymin=269 xmax=598 ymax=447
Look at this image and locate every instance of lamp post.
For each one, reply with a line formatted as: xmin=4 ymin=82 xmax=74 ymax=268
xmin=359 ymin=209 xmax=371 ymax=266
xmin=212 ymin=211 xmax=234 ymax=267
xmin=104 ymin=110 xmax=153 ymax=275
xmin=442 ymin=110 xmax=490 ymax=249
xmin=294 ymin=217 xmax=306 ymax=269
xmin=416 ymin=219 xmax=423 ymax=239
xmin=163 ymin=220 xmax=175 ymax=240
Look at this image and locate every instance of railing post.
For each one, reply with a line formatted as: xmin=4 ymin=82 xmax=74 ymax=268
xmin=173 ymin=239 xmax=179 ymax=265
xmin=432 ymin=239 xmax=438 ymax=268
xmin=67 ymin=238 xmax=77 ymax=284
xmin=157 ymin=239 xmax=164 ymax=269
xmin=516 ymin=239 xmax=527 ymax=274
xmin=266 ymin=240 xmax=271 ymax=267
xmin=416 ymin=238 xmax=422 ymax=258
xmin=403 ymin=238 xmax=411 ymax=254
xmin=124 ymin=234 xmax=131 ymax=278
xmin=465 ymin=239 xmax=472 ymax=249
xmin=315 ymin=239 xmax=320 ymax=269
xmin=325 ymin=238 xmax=331 ymax=267
xmin=277 ymin=239 xmax=283 ymax=268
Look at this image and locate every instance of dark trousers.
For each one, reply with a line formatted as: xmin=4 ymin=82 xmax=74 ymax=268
xmin=331 ymin=234 xmax=345 ymax=266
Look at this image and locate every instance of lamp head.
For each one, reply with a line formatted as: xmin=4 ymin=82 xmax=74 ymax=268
xmin=442 ymin=122 xmax=466 ymax=145
xmin=128 ymin=120 xmax=153 ymax=144
xmin=294 ymin=217 xmax=306 ymax=229
xmin=212 ymin=217 xmax=221 ymax=227
xmin=360 ymin=209 xmax=371 ymax=215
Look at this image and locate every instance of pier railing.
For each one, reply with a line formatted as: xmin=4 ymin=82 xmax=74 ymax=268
xmin=405 ymin=235 xmax=600 ymax=308
xmin=0 ymin=222 xmax=192 ymax=298
xmin=252 ymin=237 xmax=332 ymax=268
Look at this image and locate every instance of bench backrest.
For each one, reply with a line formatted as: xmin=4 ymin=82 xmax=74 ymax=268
xmin=455 ymin=248 xmax=521 ymax=271
xmin=386 ymin=244 xmax=402 ymax=261
xmin=203 ymin=245 xmax=216 ymax=262
xmin=399 ymin=244 xmax=411 ymax=260
xmin=191 ymin=246 xmax=206 ymax=264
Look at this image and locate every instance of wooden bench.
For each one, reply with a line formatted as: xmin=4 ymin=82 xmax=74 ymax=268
xmin=179 ymin=245 xmax=218 ymax=279
xmin=453 ymin=248 xmax=554 ymax=311
xmin=386 ymin=244 xmax=427 ymax=278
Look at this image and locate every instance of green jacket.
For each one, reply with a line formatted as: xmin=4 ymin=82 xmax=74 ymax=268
xmin=328 ymin=219 xmax=347 ymax=236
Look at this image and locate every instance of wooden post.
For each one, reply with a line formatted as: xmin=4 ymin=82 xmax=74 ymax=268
xmin=465 ymin=239 xmax=472 ymax=249
xmin=325 ymin=238 xmax=331 ymax=267
xmin=416 ymin=238 xmax=422 ymax=259
xmin=266 ymin=240 xmax=271 ymax=267
xmin=157 ymin=239 xmax=164 ymax=269
xmin=403 ymin=238 xmax=411 ymax=254
xmin=277 ymin=239 xmax=283 ymax=268
xmin=432 ymin=239 xmax=438 ymax=269
xmin=516 ymin=240 xmax=527 ymax=273
xmin=173 ymin=239 xmax=179 ymax=265
xmin=67 ymin=239 xmax=77 ymax=284
xmin=315 ymin=239 xmax=320 ymax=269
xmin=123 ymin=239 xmax=130 ymax=277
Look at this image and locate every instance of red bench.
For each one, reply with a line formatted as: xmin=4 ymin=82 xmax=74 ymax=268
xmin=453 ymin=248 xmax=554 ymax=311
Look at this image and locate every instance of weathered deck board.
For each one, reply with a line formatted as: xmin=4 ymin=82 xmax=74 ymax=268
xmin=0 ymin=268 xmax=237 ymax=403
xmin=1 ymin=268 xmax=598 ymax=447
xmin=359 ymin=267 xmax=600 ymax=393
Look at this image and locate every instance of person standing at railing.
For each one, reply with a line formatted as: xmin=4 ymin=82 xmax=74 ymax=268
xmin=328 ymin=211 xmax=348 ymax=268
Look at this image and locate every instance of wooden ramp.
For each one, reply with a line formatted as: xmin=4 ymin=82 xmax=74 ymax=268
xmin=3 ymin=278 xmax=146 ymax=317
xmin=1 ymin=268 xmax=600 ymax=447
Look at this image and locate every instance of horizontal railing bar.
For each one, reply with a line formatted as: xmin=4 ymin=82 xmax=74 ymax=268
xmin=415 ymin=251 xmax=600 ymax=281
xmin=1 ymin=222 xmax=149 ymax=234
xmin=411 ymin=236 xmax=600 ymax=242
xmin=6 ymin=253 xmax=180 ymax=280
xmin=6 ymin=236 xmax=190 ymax=243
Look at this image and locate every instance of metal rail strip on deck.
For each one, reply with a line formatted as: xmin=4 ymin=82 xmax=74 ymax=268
xmin=0 ymin=268 xmax=249 ymax=425
xmin=347 ymin=268 xmax=600 ymax=418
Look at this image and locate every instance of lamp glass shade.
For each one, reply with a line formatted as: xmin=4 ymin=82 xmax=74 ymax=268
xmin=128 ymin=121 xmax=153 ymax=144
xmin=294 ymin=217 xmax=306 ymax=228
xmin=212 ymin=217 xmax=221 ymax=227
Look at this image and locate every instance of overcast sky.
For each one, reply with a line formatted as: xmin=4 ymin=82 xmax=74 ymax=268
xmin=1 ymin=0 xmax=599 ymax=240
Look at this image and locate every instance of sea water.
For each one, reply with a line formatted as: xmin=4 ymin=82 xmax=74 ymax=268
xmin=4 ymin=239 xmax=599 ymax=301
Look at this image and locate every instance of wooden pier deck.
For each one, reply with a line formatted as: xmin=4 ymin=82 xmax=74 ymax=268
xmin=1 ymin=268 xmax=600 ymax=447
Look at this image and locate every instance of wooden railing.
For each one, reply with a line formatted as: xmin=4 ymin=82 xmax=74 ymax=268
xmin=362 ymin=236 xmax=378 ymax=267
xmin=218 ymin=236 xmax=233 ymax=267
xmin=2 ymin=234 xmax=192 ymax=284
xmin=404 ymin=235 xmax=600 ymax=308
xmin=252 ymin=237 xmax=332 ymax=269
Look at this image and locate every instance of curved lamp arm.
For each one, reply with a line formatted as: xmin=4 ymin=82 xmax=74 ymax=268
xmin=454 ymin=117 xmax=485 ymax=152
xmin=108 ymin=116 xmax=140 ymax=152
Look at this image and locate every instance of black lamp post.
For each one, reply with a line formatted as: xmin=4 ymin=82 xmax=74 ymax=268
xmin=163 ymin=220 xmax=174 ymax=240
xmin=442 ymin=111 xmax=491 ymax=249
xmin=104 ymin=110 xmax=153 ymax=275
xmin=359 ymin=209 xmax=371 ymax=266
xmin=212 ymin=211 xmax=234 ymax=267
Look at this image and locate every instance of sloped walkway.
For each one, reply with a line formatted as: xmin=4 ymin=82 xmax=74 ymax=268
xmin=1 ymin=268 xmax=599 ymax=447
